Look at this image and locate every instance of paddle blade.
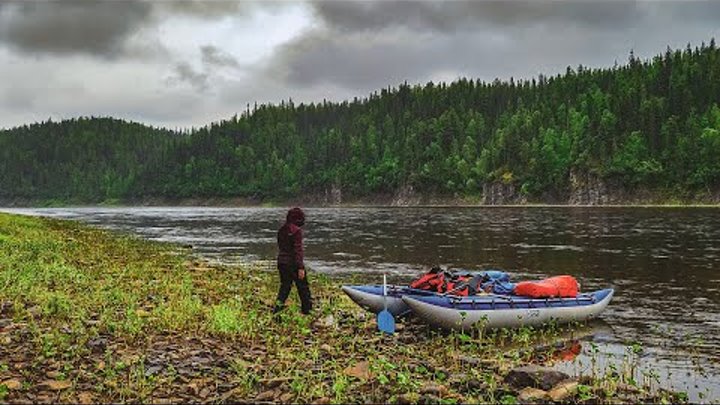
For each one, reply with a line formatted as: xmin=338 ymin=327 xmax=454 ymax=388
xmin=377 ymin=309 xmax=395 ymax=334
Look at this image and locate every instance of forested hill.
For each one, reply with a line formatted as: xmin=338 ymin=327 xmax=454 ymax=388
xmin=2 ymin=42 xmax=720 ymax=205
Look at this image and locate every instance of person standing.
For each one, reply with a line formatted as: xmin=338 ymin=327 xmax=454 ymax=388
xmin=274 ymin=207 xmax=312 ymax=315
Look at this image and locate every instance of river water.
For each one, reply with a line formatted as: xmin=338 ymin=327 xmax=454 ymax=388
xmin=3 ymin=206 xmax=719 ymax=402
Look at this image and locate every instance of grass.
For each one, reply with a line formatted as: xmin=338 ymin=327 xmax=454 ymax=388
xmin=0 ymin=212 xmax=693 ymax=404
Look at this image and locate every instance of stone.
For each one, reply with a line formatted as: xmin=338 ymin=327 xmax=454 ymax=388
xmin=120 ymin=354 xmax=140 ymax=365
xmin=86 ymin=337 xmax=108 ymax=353
xmin=518 ymin=387 xmax=548 ymax=402
xmin=396 ymin=393 xmax=420 ymax=404
xmin=458 ymin=355 xmax=482 ymax=366
xmin=256 ymin=390 xmax=276 ymax=401
xmin=27 ymin=306 xmax=40 ymax=317
xmin=0 ymin=301 xmax=13 ymax=315
xmin=465 ymin=378 xmax=487 ymax=392
xmin=77 ymin=392 xmax=94 ymax=404
xmin=1 ymin=379 xmax=22 ymax=390
xmin=504 ymin=365 xmax=569 ymax=391
xmin=417 ymin=394 xmax=441 ymax=405
xmin=322 ymin=314 xmax=336 ymax=328
xmin=38 ymin=379 xmax=72 ymax=390
xmin=459 ymin=355 xmax=498 ymax=370
xmin=144 ymin=365 xmax=163 ymax=377
xmin=616 ymin=382 xmax=642 ymax=394
xmin=547 ymin=380 xmax=579 ymax=402
xmin=447 ymin=373 xmax=468 ymax=387
xmin=262 ymin=377 xmax=292 ymax=389
xmin=419 ymin=383 xmax=448 ymax=397
xmin=343 ymin=361 xmax=371 ymax=380
xmin=35 ymin=394 xmax=53 ymax=403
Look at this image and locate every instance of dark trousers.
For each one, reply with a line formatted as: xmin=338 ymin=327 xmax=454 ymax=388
xmin=275 ymin=264 xmax=312 ymax=314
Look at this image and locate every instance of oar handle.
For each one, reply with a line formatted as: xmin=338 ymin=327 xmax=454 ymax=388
xmin=383 ymin=274 xmax=388 ymax=310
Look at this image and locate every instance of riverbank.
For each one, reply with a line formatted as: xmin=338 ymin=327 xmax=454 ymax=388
xmin=0 ymin=213 xmax=689 ymax=404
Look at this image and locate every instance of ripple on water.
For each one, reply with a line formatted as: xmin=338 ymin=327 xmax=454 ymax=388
xmin=331 ymin=252 xmax=361 ymax=258
xmin=510 ymin=242 xmax=585 ymax=252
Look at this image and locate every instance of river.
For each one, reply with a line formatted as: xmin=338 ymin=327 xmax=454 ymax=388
xmin=3 ymin=206 xmax=719 ymax=402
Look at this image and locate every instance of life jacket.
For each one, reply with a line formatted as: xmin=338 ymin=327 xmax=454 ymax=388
xmin=410 ymin=268 xmax=448 ymax=292
xmin=410 ymin=269 xmax=509 ymax=296
xmin=444 ymin=278 xmax=469 ymax=296
xmin=513 ymin=275 xmax=579 ymax=298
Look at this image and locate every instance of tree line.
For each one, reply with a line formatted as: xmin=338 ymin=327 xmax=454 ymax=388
xmin=1 ymin=41 xmax=719 ymax=203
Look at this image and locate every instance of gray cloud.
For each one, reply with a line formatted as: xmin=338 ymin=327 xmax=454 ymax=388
xmin=154 ymin=1 xmax=250 ymax=19
xmin=272 ymin=0 xmax=720 ymax=93
xmin=311 ymin=0 xmax=644 ymax=33
xmin=172 ymin=62 xmax=210 ymax=92
xmin=0 ymin=0 xmax=153 ymax=58
xmin=0 ymin=1 xmax=274 ymax=59
xmin=201 ymin=45 xmax=240 ymax=68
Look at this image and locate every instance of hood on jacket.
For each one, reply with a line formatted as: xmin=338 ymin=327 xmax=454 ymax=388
xmin=286 ymin=207 xmax=305 ymax=227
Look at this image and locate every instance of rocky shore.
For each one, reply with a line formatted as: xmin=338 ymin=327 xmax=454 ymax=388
xmin=0 ymin=213 xmax=689 ymax=403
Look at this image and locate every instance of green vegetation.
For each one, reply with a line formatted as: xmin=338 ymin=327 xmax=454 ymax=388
xmin=0 ymin=213 xmax=691 ymax=403
xmin=1 ymin=42 xmax=720 ymax=204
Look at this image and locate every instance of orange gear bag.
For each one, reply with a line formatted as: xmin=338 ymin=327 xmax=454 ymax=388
xmin=513 ymin=275 xmax=579 ymax=298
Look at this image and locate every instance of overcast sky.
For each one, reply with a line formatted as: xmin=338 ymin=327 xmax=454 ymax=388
xmin=1 ymin=0 xmax=719 ymax=130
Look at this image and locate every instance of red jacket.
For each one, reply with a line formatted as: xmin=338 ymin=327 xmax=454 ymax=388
xmin=277 ymin=208 xmax=305 ymax=268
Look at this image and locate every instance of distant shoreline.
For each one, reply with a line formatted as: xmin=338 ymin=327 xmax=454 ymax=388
xmin=1 ymin=196 xmax=718 ymax=209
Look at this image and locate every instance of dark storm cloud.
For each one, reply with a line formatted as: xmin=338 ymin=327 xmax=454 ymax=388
xmin=273 ymin=0 xmax=720 ymax=92
xmin=311 ymin=0 xmax=643 ymax=33
xmin=0 ymin=0 xmax=153 ymax=58
xmin=0 ymin=0 xmax=265 ymax=59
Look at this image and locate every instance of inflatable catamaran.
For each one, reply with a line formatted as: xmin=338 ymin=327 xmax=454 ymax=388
xmin=342 ymin=269 xmax=614 ymax=330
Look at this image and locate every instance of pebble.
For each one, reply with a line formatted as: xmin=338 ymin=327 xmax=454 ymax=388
xmin=504 ymin=364 xmax=569 ymax=390
xmin=419 ymin=383 xmax=448 ymax=397
xmin=396 ymin=393 xmax=419 ymax=404
xmin=256 ymin=390 xmax=276 ymax=401
xmin=547 ymin=380 xmax=579 ymax=402
xmin=518 ymin=387 xmax=548 ymax=402
xmin=37 ymin=379 xmax=72 ymax=391
xmin=1 ymin=379 xmax=22 ymax=390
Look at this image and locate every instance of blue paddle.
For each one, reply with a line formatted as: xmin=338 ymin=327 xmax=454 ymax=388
xmin=377 ymin=274 xmax=395 ymax=334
